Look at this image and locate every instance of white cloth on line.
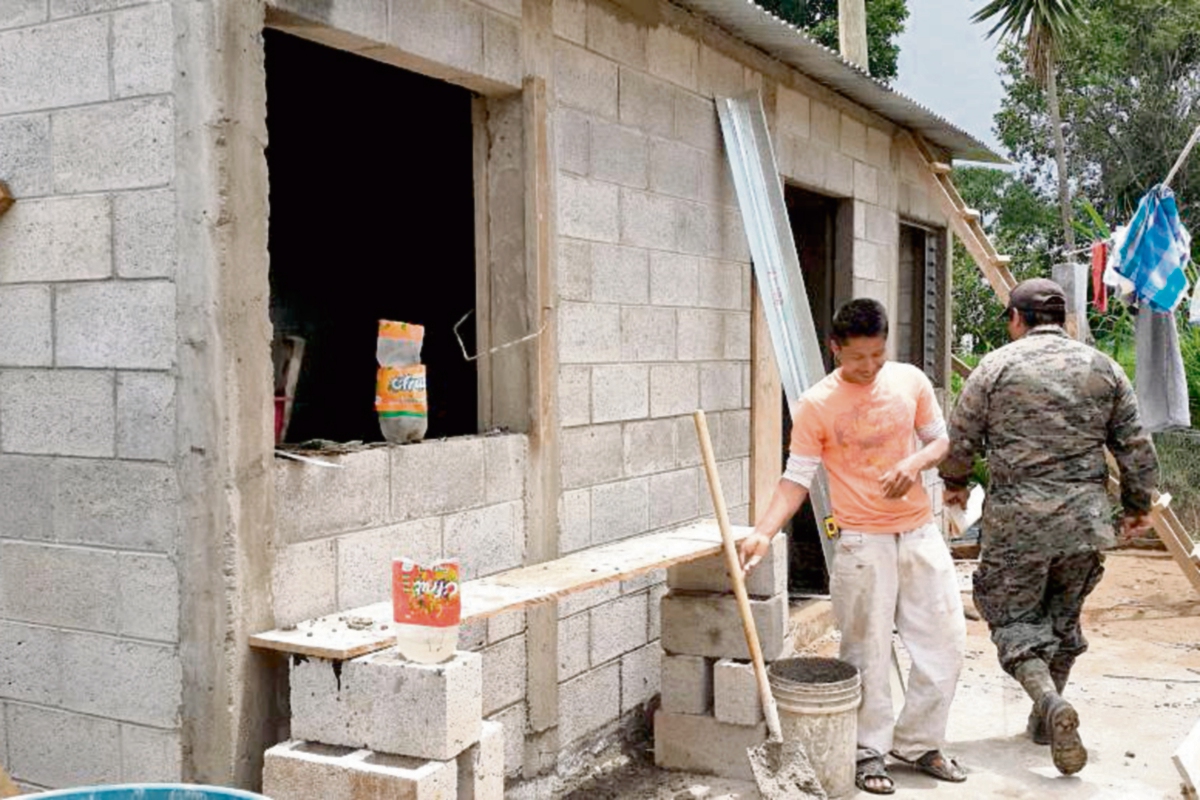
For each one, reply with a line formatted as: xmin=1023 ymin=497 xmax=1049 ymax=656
xmin=1135 ymin=304 xmax=1191 ymax=432
xmin=830 ymin=523 xmax=966 ymax=761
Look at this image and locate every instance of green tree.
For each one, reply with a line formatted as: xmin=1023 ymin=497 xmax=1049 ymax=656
xmin=973 ymin=0 xmax=1088 ymax=255
xmin=758 ymin=0 xmax=909 ymax=80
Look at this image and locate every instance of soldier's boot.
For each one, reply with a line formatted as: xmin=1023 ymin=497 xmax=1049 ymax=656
xmin=1015 ymin=659 xmax=1087 ymax=775
xmin=1027 ymin=657 xmax=1074 ymax=745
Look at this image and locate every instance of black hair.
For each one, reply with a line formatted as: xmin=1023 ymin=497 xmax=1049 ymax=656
xmin=1017 ymin=307 xmax=1066 ymax=327
xmin=831 ymin=299 xmax=889 ymax=344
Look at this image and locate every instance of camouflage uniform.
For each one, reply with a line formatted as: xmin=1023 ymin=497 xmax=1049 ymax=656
xmin=940 ymin=326 xmax=1158 ymax=677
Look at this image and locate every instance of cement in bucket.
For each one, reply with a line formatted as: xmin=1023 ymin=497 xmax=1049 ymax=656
xmin=767 ymin=657 xmax=861 ymax=798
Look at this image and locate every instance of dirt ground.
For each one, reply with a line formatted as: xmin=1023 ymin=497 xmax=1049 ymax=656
xmin=566 ymin=550 xmax=1200 ymax=799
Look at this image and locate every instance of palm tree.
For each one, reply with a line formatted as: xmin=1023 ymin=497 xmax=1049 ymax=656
xmin=972 ymin=0 xmax=1087 ymax=254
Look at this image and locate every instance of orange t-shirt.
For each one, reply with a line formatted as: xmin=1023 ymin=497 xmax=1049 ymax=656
xmin=790 ymin=362 xmax=942 ymax=533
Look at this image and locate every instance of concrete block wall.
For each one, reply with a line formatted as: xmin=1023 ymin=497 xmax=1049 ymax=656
xmin=0 ymin=1 xmax=183 ymax=791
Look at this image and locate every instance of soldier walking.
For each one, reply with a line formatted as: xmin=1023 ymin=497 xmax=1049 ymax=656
xmin=940 ymin=278 xmax=1159 ymax=775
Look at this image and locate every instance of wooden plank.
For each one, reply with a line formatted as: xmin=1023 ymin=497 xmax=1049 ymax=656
xmin=1151 ymin=495 xmax=1200 ymax=595
xmin=930 ymin=162 xmax=952 ymax=175
xmin=1174 ymin=715 xmax=1200 ymax=799
xmin=0 ymin=763 xmax=19 ymax=799
xmin=0 ymin=181 xmax=12 ymax=219
xmin=951 ymin=354 xmax=973 ymax=380
xmin=250 ymin=521 xmax=754 ymax=660
xmin=750 ymin=278 xmax=782 ymax=520
xmin=472 ymin=95 xmax=493 ymax=431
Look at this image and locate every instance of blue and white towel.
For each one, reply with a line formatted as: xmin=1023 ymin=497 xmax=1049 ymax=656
xmin=1115 ymin=185 xmax=1192 ymax=313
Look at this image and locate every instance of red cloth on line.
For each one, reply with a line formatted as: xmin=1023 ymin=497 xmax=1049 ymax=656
xmin=1091 ymin=241 xmax=1109 ymax=312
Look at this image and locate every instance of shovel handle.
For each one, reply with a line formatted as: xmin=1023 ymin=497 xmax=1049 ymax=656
xmin=693 ymin=410 xmax=783 ymax=741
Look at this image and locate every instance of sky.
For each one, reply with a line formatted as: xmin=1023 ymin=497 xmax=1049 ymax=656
xmin=893 ymin=0 xmax=1007 ymax=157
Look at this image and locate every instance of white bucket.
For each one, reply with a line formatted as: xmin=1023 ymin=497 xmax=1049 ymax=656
xmin=767 ymin=657 xmax=861 ymax=798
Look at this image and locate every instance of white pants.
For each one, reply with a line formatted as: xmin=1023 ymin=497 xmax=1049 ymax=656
xmin=830 ymin=523 xmax=966 ymax=761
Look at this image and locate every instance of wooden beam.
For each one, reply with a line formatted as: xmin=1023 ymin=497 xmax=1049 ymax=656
xmin=750 ymin=278 xmax=782 ymax=520
xmin=250 ymin=521 xmax=755 ymax=661
xmin=1151 ymin=494 xmax=1200 ymax=595
xmin=930 ymin=162 xmax=952 ymax=175
xmin=0 ymin=181 xmax=12 ymax=219
xmin=473 ymin=96 xmax=493 ymax=431
xmin=837 ymin=0 xmax=869 ymax=71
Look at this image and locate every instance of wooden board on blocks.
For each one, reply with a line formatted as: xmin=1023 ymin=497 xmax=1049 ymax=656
xmin=250 ymin=520 xmax=753 ymax=661
xmin=1174 ymin=716 xmax=1200 ymax=799
xmin=0 ymin=763 xmax=20 ymax=799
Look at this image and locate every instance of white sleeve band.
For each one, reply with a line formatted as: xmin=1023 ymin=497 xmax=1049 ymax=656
xmin=782 ymin=454 xmax=820 ymax=488
xmin=917 ymin=418 xmax=948 ymax=444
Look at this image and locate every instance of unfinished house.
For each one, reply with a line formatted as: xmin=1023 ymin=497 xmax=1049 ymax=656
xmin=0 ymin=0 xmax=997 ymax=793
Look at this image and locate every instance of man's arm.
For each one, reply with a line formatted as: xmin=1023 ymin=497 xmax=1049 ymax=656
xmin=1107 ymin=364 xmax=1159 ymax=535
xmin=739 ymin=455 xmax=814 ymax=573
xmin=939 ymin=367 xmax=991 ymax=506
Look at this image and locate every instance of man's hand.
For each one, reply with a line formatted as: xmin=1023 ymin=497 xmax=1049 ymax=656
xmin=943 ymin=485 xmax=969 ymax=509
xmin=880 ymin=457 xmax=921 ymax=499
xmin=739 ymin=531 xmax=774 ymax=575
xmin=1117 ymin=511 xmax=1152 ymax=545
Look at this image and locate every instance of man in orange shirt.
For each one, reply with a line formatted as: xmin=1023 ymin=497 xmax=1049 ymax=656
xmin=740 ymin=299 xmax=966 ymax=795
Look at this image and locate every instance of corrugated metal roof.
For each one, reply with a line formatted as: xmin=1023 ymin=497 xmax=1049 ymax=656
xmin=675 ymin=0 xmax=1006 ymax=164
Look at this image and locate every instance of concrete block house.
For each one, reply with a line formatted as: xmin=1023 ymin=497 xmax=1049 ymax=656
xmin=0 ymin=0 xmax=997 ymax=792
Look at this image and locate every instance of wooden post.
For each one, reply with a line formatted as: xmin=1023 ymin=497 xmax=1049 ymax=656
xmin=750 ymin=280 xmax=783 ymax=521
xmin=838 ymin=0 xmax=870 ymax=71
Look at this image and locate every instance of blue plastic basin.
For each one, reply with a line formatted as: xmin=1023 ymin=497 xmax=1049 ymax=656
xmin=26 ymin=785 xmax=270 ymax=800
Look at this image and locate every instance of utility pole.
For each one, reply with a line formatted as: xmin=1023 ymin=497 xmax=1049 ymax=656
xmin=838 ymin=0 xmax=870 ymax=72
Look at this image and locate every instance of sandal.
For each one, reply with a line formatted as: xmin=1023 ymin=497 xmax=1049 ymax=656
xmin=1039 ymin=693 xmax=1087 ymax=775
xmin=889 ymin=749 xmax=967 ymax=782
xmin=855 ymin=754 xmax=895 ymax=795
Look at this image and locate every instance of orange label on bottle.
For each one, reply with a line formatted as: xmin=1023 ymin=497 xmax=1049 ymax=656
xmin=376 ymin=364 xmax=427 ymax=417
xmin=378 ymin=320 xmax=425 ymax=342
xmin=393 ymin=559 xmax=461 ymax=628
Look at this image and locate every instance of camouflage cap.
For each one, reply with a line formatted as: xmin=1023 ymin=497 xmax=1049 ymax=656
xmin=1002 ymin=278 xmax=1067 ymax=318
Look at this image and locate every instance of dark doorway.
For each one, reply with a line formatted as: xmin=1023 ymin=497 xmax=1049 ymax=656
xmin=898 ymin=223 xmax=947 ymax=387
xmin=265 ymin=29 xmax=478 ymax=444
xmin=782 ymin=185 xmax=841 ymax=595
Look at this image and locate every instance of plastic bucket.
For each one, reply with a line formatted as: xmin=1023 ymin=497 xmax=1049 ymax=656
xmin=768 ymin=657 xmax=861 ymax=798
xmin=25 ymin=786 xmax=269 ymax=800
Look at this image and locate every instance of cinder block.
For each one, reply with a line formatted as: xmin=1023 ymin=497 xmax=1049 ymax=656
xmin=391 ymin=437 xmax=486 ymax=520
xmin=483 ymin=11 xmax=520 ymax=89
xmin=483 ymin=434 xmax=526 ymax=504
xmin=649 ymin=251 xmax=699 ymax=306
xmin=488 ymin=610 xmax=525 ymax=644
xmin=654 ymin=709 xmax=767 ymax=781
xmin=713 ymin=659 xmax=762 ymax=726
xmin=590 ymin=121 xmax=648 ymax=189
xmin=558 ymin=660 xmax=619 ymax=745
xmin=696 ymin=45 xmax=743 ymax=99
xmin=560 ymin=236 xmax=592 ymax=304
xmin=699 ymin=362 xmax=744 ymax=412
xmin=622 ymin=418 xmax=675 ymax=476
xmin=0 ymin=0 xmax=44 ymax=28
xmin=839 ymin=113 xmax=867 ymax=161
xmin=559 ymin=365 xmax=591 ymax=427
xmin=674 ymin=91 xmax=719 ymax=152
xmin=647 ymin=24 xmax=698 ymax=90
xmin=586 ymin=0 xmax=645 ymax=67
xmin=825 ymin=151 xmax=854 ymax=197
xmin=649 ymin=139 xmax=701 ymax=201
xmin=292 ymin=649 xmax=483 ymax=761
xmin=335 ymin=518 xmax=441 ymax=609
xmin=674 ymin=414 xmax=701 ymax=468
xmin=557 ymin=109 xmax=590 ymax=177
xmin=559 ymin=582 xmax=620 ymax=619
xmin=264 ymin=740 xmax=457 ymax=800
xmin=722 ymin=312 xmax=750 ymax=361
xmin=668 ymin=529 xmax=786 ymax=598
xmin=559 ymin=487 xmax=591 ymax=552
xmin=486 ymin=702 xmax=524 ymax=777
xmin=696 ymin=459 xmax=747 ymax=514
xmin=0 ymin=16 xmax=108 ymax=114
xmin=661 ymin=653 xmax=711 ymax=714
xmin=0 ymin=370 xmax=113 ymax=457
xmin=648 ymin=582 xmax=668 ymax=640
xmin=53 ymin=96 xmax=174 ymax=192
xmin=560 ymin=423 xmax=623 ymax=490
xmin=113 ymin=3 xmax=173 ymax=97
xmin=621 ymin=305 xmax=676 ymax=363
xmin=698 ymin=259 xmax=743 ymax=310
xmin=716 ymin=206 xmax=750 ymax=262
xmin=558 ymin=611 xmax=589 ymax=681
xmin=443 ymin=501 xmax=524 ymax=580
xmin=457 ymin=719 xmax=504 ymax=800
xmin=776 ymin=86 xmax=810 ymax=139
xmin=866 ymin=203 xmax=898 ymax=246
xmin=867 ymin=127 xmax=892 ymax=169
xmin=0 ymin=620 xmax=61 ymax=706
xmin=648 ymin=468 xmax=699 ymax=529
xmin=590 ymin=592 xmax=649 ymax=665
xmin=590 ymin=477 xmax=649 ymax=544
xmin=591 ymin=364 xmax=649 ymax=423
xmin=52 ymin=0 xmax=149 ymax=17
xmin=555 ymin=41 xmax=617 ymax=118
xmin=674 ymin=198 xmax=710 ymax=257
xmin=119 ymin=552 xmax=178 ymax=642
xmin=0 ymin=541 xmax=119 ymax=632
xmin=660 ymin=591 xmax=788 ymax=661
xmin=619 ymin=188 xmax=675 ymax=251
xmin=559 ymin=301 xmax=621 ymax=364
xmin=810 ymin=100 xmax=839 ymax=147
xmin=618 ymin=68 xmax=674 ymax=137
xmin=273 ymin=540 xmax=337 ymax=628
xmin=388 ymin=0 xmax=484 ymax=78
xmin=676 ymin=308 xmax=723 ymax=361
xmin=116 ymin=371 xmax=175 ymax=462
xmin=649 ymin=363 xmax=698 ymax=418
xmin=592 ymin=242 xmax=649 ymax=304
xmin=481 ymin=634 xmax=526 ymax=715
xmin=621 ymin=642 xmax=661 ymax=713
xmin=276 ymin=447 xmax=390 ymax=542
xmin=56 ymin=281 xmax=175 ymax=369
xmin=713 ymin=408 xmax=750 ymax=467
xmin=119 ymin=724 xmax=182 ymax=782
xmin=854 ymin=161 xmax=879 ymax=204
xmin=0 ymin=114 xmax=51 ymax=197
xmin=8 ymin=704 xmax=119 ymax=789
xmin=621 ymin=567 xmax=665 ymax=594
xmin=59 ymin=630 xmax=181 ymax=727
xmin=114 ymin=188 xmax=176 ymax=278
xmin=0 ymin=195 xmax=111 ymax=283
xmin=0 ymin=285 xmax=52 ymax=366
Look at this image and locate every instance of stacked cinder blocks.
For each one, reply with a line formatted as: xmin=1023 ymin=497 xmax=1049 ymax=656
xmin=264 ymin=649 xmax=503 ymax=800
xmin=655 ymin=535 xmax=788 ymax=780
